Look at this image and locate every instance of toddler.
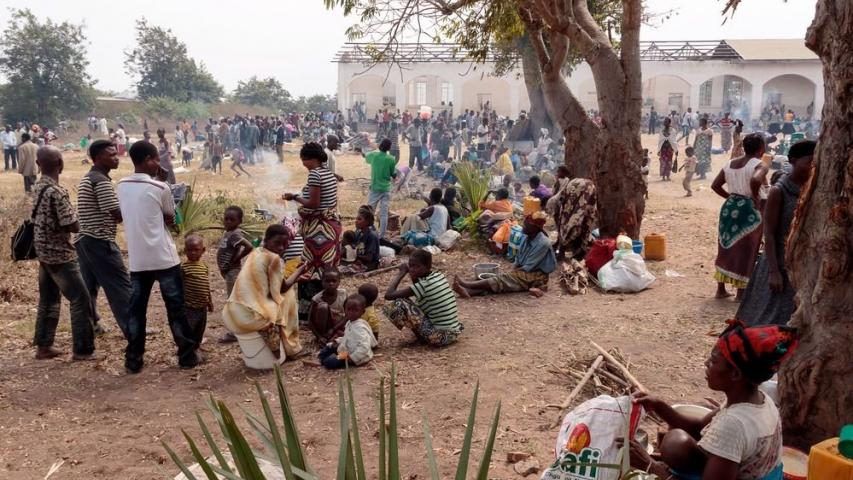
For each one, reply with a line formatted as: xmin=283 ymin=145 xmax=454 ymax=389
xmin=681 ymin=146 xmax=698 ymax=197
xmin=358 ymin=283 xmax=381 ymax=340
xmin=308 ymin=269 xmax=347 ymax=344
xmin=317 ymin=294 xmax=377 ymax=369
xmin=182 ymin=235 xmax=213 ymax=347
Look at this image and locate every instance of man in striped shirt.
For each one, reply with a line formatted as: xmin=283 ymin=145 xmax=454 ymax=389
xmin=383 ymin=249 xmax=462 ymax=346
xmin=75 ymin=140 xmax=132 ymax=336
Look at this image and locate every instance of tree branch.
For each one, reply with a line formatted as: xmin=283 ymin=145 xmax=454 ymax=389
xmin=527 ymin=27 xmax=552 ymax=73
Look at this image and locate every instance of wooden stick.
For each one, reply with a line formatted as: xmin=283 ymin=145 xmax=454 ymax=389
xmin=590 ymin=341 xmax=647 ymax=393
xmin=596 ymin=367 xmax=631 ymax=388
xmin=546 ymin=355 xmax=604 ymax=417
xmin=354 ymin=263 xmax=401 ymax=278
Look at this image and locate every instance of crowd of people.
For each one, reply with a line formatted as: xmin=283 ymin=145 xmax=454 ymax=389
xmin=13 ymin=94 xmax=815 ymax=478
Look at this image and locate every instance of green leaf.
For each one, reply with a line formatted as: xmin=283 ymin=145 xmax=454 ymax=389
xmin=422 ymin=413 xmax=440 ymax=480
xmin=378 ymin=376 xmax=387 ymax=480
xmin=454 ymin=381 xmax=480 ymax=480
xmin=182 ymin=429 xmax=220 ymax=480
xmin=474 ymin=401 xmax=501 ymax=480
xmin=387 ymin=364 xmax=401 ymax=480
xmin=345 ymin=369 xmax=367 ymax=480
xmin=197 ymin=412 xmax=234 ymax=475
xmin=274 ymin=365 xmax=311 ymax=473
xmin=255 ymin=382 xmax=297 ymax=480
xmin=218 ymin=401 xmax=267 ymax=480
xmin=336 ymin=379 xmax=351 ymax=480
xmin=162 ymin=441 xmax=200 ymax=480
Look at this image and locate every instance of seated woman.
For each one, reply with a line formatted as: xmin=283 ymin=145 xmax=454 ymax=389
xmin=454 ymin=212 xmax=556 ymax=297
xmin=222 ymin=224 xmax=307 ymax=360
xmin=441 ymin=187 xmax=463 ymax=224
xmin=621 ymin=321 xmax=796 ymax=480
xmin=383 ymin=249 xmax=463 ymax=347
xmin=340 ymin=206 xmax=380 ymax=275
xmin=400 ymin=188 xmax=449 ymax=244
xmin=477 ymin=187 xmax=515 ymax=232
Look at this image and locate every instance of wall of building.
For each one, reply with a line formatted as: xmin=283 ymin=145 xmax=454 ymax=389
xmin=762 ymin=74 xmax=816 ymax=115
xmin=338 ymin=57 xmax=823 ymax=121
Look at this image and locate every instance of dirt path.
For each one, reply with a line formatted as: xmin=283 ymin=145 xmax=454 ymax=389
xmin=0 ymin=135 xmax=740 ymax=479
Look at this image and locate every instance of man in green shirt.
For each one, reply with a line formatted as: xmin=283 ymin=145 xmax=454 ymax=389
xmin=365 ymin=138 xmax=397 ymax=238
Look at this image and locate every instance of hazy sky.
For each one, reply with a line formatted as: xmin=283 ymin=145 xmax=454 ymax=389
xmin=0 ymin=0 xmax=817 ymax=97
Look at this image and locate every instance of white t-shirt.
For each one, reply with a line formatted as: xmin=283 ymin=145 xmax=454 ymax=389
xmin=117 ymin=173 xmax=180 ymax=272
xmin=698 ymin=393 xmax=783 ymax=479
xmin=476 ymin=125 xmax=489 ymax=145
xmin=324 ymin=148 xmax=337 ymax=175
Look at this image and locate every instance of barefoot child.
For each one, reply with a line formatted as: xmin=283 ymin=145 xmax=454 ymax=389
xmin=308 ymin=269 xmax=347 ymax=344
xmin=317 ymin=294 xmax=377 ymax=369
xmin=384 ymin=249 xmax=463 ymax=347
xmin=454 ymin=212 xmax=556 ymax=297
xmin=340 ymin=206 xmax=380 ymax=274
xmin=681 ymin=146 xmax=698 ymax=197
xmin=230 ymin=147 xmax=251 ymax=177
xmin=358 ymin=283 xmax=381 ymax=340
xmin=217 ymin=206 xmax=254 ymax=343
xmin=620 ymin=321 xmax=795 ymax=480
xmin=182 ymin=235 xmax=213 ymax=347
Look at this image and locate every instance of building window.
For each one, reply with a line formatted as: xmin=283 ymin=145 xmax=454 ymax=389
xmin=440 ymin=82 xmax=454 ymax=105
xmin=699 ymin=80 xmax=713 ymax=107
xmin=409 ymin=81 xmax=427 ymax=106
xmin=723 ymin=76 xmax=745 ymax=111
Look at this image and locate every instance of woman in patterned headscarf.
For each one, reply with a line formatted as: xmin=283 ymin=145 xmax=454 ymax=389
xmin=552 ymin=178 xmax=598 ymax=261
xmin=621 ymin=320 xmax=796 ymax=480
xmin=454 ymin=212 xmax=556 ymax=297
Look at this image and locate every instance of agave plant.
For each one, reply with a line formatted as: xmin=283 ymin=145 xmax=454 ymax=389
xmin=164 ymin=363 xmax=501 ymax=480
xmin=452 ymin=161 xmax=490 ymax=214
xmin=174 ymin=180 xmax=269 ymax=240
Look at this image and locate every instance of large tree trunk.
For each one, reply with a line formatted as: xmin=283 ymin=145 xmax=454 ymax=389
xmin=778 ymin=0 xmax=853 ymax=451
xmin=517 ymin=34 xmax=557 ymax=139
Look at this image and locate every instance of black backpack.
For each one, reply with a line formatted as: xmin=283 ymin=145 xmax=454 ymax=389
xmin=10 ymin=185 xmax=52 ymax=261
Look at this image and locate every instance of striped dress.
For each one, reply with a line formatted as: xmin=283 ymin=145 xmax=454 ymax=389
xmin=299 ymin=167 xmax=342 ymax=280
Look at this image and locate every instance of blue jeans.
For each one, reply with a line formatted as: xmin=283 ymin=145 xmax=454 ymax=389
xmin=35 ymin=261 xmax=95 ymax=355
xmin=126 ymin=265 xmax=198 ymax=371
xmin=368 ymin=190 xmax=391 ymax=238
xmin=3 ymin=147 xmax=17 ymax=170
xmin=318 ymin=345 xmax=349 ymax=369
xmin=681 ymin=125 xmax=691 ymax=143
xmin=75 ymin=236 xmax=132 ymax=336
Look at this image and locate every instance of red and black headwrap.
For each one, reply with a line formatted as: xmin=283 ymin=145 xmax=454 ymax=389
xmin=716 ymin=320 xmax=798 ymax=384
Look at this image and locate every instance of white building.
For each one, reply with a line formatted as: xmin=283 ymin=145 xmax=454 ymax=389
xmin=335 ymin=39 xmax=822 ymax=121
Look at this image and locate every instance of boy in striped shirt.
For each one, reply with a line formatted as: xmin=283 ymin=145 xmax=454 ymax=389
xmin=182 ymin=235 xmax=213 ymax=347
xmin=383 ymin=249 xmax=462 ymax=347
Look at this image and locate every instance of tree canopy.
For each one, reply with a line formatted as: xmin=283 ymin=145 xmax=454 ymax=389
xmin=231 ymin=76 xmax=294 ymax=111
xmin=0 ymin=9 xmax=95 ymax=125
xmin=124 ymin=19 xmax=223 ymax=103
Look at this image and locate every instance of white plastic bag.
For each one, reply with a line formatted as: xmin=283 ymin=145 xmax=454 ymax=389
xmin=597 ymin=250 xmax=656 ymax=293
xmin=435 ymin=230 xmax=461 ymax=250
xmin=379 ymin=246 xmax=396 ymax=258
xmin=541 ymin=395 xmax=643 ymax=480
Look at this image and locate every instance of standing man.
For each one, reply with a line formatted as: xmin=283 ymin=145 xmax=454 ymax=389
xmin=680 ymin=107 xmax=693 ymax=145
xmin=649 ymin=107 xmax=658 ymax=135
xmin=75 ymin=140 xmax=132 ymax=337
xmin=274 ymin=120 xmax=286 ymax=163
xmin=118 ymin=140 xmax=201 ymax=373
xmin=365 ymin=138 xmax=397 ymax=238
xmin=405 ymin=118 xmax=423 ymax=171
xmin=32 ymin=146 xmax=96 ymax=360
xmin=17 ymin=133 xmax=38 ymax=193
xmin=2 ymin=124 xmax=18 ymax=171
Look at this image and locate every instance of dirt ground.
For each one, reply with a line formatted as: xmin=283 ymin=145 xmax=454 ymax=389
xmin=0 ymin=134 xmax=739 ymax=479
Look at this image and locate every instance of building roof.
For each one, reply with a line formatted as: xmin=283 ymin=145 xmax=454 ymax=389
xmin=723 ymin=39 xmax=817 ymax=61
xmin=334 ymin=39 xmax=817 ymax=64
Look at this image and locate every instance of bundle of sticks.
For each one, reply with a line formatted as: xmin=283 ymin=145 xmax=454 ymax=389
xmin=546 ymin=342 xmax=646 ymax=428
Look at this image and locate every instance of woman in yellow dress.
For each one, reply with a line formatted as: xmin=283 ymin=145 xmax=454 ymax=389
xmin=222 ymin=224 xmax=306 ymax=360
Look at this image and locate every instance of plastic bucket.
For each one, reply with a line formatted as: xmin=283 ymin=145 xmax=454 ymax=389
xmin=235 ymin=332 xmax=285 ymax=370
xmin=632 ymin=239 xmax=643 ymax=254
xmin=644 ymin=233 xmax=666 ymax=261
xmin=781 ymin=446 xmax=808 ymax=480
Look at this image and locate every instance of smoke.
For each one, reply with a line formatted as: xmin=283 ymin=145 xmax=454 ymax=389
xmin=253 ymin=148 xmax=298 ymax=221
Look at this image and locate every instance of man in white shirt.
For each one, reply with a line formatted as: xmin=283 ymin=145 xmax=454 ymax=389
xmin=476 ymin=117 xmax=490 ymax=161
xmin=2 ymin=125 xmax=18 ymax=171
xmin=118 ymin=140 xmax=201 ymax=373
xmin=680 ymin=107 xmax=693 ymax=145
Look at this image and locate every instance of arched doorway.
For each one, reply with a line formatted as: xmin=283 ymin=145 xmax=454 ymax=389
xmin=347 ymin=75 xmax=397 ymax=117
xmin=643 ymin=74 xmax=690 ymax=115
xmin=696 ymin=75 xmax=752 ymax=119
xmin=762 ymin=74 xmax=816 ymax=118
xmin=462 ymin=76 xmax=511 ymax=116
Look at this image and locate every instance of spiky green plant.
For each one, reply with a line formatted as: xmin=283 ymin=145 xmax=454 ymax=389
xmin=452 ymin=161 xmax=490 ymax=213
xmin=165 ymin=363 xmax=502 ymax=480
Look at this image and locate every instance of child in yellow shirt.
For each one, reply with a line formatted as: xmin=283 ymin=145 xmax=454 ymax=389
xmin=358 ymin=283 xmax=381 ymax=341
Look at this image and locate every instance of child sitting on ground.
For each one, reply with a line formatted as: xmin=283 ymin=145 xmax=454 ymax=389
xmin=217 ymin=206 xmax=254 ymax=343
xmin=341 ymin=231 xmax=358 ymax=263
xmin=317 ymin=294 xmax=377 ymax=369
xmin=182 ymin=235 xmax=213 ymax=348
xmin=529 ymin=175 xmax=553 ymax=203
xmin=358 ymin=283 xmax=381 ymax=340
xmin=340 ymin=206 xmax=380 ymax=274
xmin=681 ymin=146 xmax=698 ymax=197
xmin=308 ymin=269 xmax=348 ymax=344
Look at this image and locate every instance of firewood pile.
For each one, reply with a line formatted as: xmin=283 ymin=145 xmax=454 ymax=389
xmin=545 ymin=342 xmax=646 ymax=427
